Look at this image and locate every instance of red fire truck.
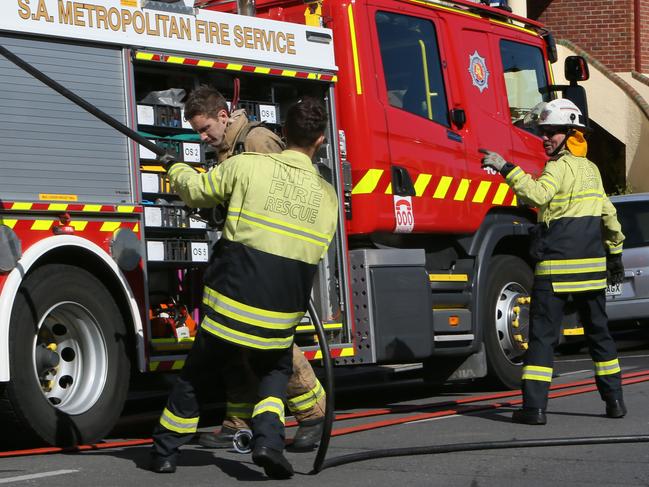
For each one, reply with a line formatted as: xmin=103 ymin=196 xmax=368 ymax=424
xmin=0 ymin=0 xmax=587 ymax=447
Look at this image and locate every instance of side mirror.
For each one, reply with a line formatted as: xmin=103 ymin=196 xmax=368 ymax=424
xmin=450 ymin=108 xmax=466 ymax=129
xmin=565 ymin=56 xmax=589 ymax=83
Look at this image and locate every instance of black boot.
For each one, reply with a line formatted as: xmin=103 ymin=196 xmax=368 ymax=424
xmin=198 ymin=425 xmax=238 ymax=448
xmin=290 ymin=419 xmax=324 ymax=452
xmin=605 ymin=399 xmax=627 ymax=418
xmin=252 ymin=446 xmax=294 ymax=479
xmin=512 ymin=408 xmax=547 ymax=425
xmin=150 ymin=454 xmax=177 ymax=473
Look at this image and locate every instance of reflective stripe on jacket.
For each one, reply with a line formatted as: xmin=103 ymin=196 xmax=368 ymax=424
xmin=504 ymin=151 xmax=624 ymax=293
xmin=168 ymin=150 xmax=338 ymax=349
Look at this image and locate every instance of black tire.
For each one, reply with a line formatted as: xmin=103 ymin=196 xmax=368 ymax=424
xmin=483 ymin=255 xmax=533 ymax=390
xmin=0 ymin=264 xmax=130 ymax=448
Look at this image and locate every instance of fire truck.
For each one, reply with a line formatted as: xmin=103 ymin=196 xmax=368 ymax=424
xmin=0 ymin=0 xmax=588 ymax=447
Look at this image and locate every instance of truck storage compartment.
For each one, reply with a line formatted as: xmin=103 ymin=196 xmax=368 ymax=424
xmin=351 ymin=249 xmax=434 ymax=364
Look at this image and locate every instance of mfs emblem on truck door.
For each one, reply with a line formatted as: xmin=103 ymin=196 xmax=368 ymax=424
xmin=468 ymin=50 xmax=490 ymax=93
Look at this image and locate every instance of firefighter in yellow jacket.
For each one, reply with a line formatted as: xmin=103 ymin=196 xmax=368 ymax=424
xmin=481 ymin=99 xmax=626 ymax=425
xmin=150 ymin=97 xmax=338 ymax=478
xmin=184 ymin=86 xmax=327 ymax=451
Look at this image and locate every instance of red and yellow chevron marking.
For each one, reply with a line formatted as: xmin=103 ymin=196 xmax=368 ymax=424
xmin=148 ymin=346 xmax=353 ymax=371
xmin=303 ymin=346 xmax=354 ymax=361
xmin=351 ymin=169 xmax=518 ymax=206
xmin=150 ymin=337 xmax=195 ymax=352
xmin=1 ymin=201 xmax=142 ymax=213
xmin=0 ymin=218 xmax=140 ymax=234
xmin=149 ymin=360 xmax=186 ymax=372
xmin=135 ymin=51 xmax=337 ymax=82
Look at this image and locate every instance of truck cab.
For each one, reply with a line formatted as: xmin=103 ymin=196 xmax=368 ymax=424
xmin=213 ymin=0 xmax=589 ymax=388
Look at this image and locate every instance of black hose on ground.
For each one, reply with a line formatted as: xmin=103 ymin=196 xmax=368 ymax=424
xmin=321 ymin=434 xmax=649 ymax=471
xmin=307 ymin=299 xmax=335 ymax=474
xmin=304 ymin=300 xmax=649 ymax=474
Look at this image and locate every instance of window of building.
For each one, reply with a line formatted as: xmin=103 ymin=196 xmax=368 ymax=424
xmin=375 ymin=11 xmax=449 ymax=126
xmin=500 ymin=40 xmax=550 ymax=131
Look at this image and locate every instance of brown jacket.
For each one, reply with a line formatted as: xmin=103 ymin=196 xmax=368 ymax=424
xmin=216 ymin=108 xmax=284 ymax=163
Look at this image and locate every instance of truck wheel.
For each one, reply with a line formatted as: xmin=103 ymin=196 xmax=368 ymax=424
xmin=483 ymin=255 xmax=532 ymax=389
xmin=0 ymin=264 xmax=130 ymax=448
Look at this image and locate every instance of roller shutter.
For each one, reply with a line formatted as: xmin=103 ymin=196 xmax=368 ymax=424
xmin=0 ymin=34 xmax=132 ymax=204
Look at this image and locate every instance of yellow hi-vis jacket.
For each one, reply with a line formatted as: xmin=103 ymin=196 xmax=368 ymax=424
xmin=504 ymin=150 xmax=624 ymax=293
xmin=168 ymin=150 xmax=339 ymax=349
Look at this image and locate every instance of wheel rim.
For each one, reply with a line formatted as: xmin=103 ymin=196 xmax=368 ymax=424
xmin=494 ymin=281 xmax=530 ymax=365
xmin=32 ymin=302 xmax=108 ymax=415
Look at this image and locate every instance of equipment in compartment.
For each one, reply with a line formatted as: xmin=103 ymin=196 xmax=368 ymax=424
xmin=236 ymin=99 xmax=280 ymax=125
xmin=148 ymin=268 xmax=203 ymax=345
xmin=137 ymin=103 xmax=184 ymax=128
xmin=138 ymin=136 xmax=205 ymax=163
xmin=133 ymin=64 xmax=337 ymax=357
xmin=146 ymin=237 xmax=210 ymax=264
xmin=150 ymin=298 xmax=198 ymax=340
xmin=136 ymin=88 xmax=215 ymax=347
xmin=144 ymin=202 xmax=207 ymax=230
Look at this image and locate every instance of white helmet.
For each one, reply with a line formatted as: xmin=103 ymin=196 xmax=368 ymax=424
xmin=524 ymin=99 xmax=586 ymax=129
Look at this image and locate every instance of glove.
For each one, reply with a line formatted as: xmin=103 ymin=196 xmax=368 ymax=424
xmin=606 ymin=253 xmax=624 ymax=286
xmin=196 ymin=205 xmax=227 ymax=229
xmin=158 ymin=153 xmax=178 ymax=172
xmin=479 ymin=149 xmax=507 ymax=172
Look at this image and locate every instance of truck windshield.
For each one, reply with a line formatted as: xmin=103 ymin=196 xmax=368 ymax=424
xmin=500 ymin=39 xmax=550 ymax=131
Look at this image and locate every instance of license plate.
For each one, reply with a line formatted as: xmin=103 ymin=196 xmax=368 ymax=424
xmin=606 ymin=283 xmax=622 ymax=296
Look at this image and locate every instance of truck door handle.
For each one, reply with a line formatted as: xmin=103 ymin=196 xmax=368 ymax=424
xmin=391 ymin=166 xmax=416 ymax=196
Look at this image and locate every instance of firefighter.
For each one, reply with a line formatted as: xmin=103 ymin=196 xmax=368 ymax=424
xmin=150 ymin=97 xmax=338 ymax=478
xmin=200 ymin=346 xmax=326 ymax=451
xmin=184 ymin=85 xmax=284 ymax=163
xmin=480 ymin=98 xmax=626 ymax=425
xmin=183 ymin=86 xmax=328 ymax=451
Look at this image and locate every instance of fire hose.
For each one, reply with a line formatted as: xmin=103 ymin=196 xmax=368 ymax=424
xmin=309 ymin=293 xmax=649 ymax=472
xmin=302 ymin=256 xmax=649 ymax=470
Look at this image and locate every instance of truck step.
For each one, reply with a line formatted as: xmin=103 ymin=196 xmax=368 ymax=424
xmin=428 ymin=272 xmax=470 ymax=291
xmin=430 ymin=291 xmax=471 ymax=308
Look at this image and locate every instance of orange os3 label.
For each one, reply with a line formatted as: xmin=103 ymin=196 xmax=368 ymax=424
xmin=394 ymin=196 xmax=414 ymax=233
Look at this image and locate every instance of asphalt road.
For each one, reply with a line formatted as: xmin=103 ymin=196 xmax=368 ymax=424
xmin=1 ymin=328 xmax=648 ymax=487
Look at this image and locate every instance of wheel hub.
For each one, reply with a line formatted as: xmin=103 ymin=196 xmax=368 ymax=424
xmin=32 ymin=302 xmax=108 ymax=414
xmin=35 ymin=343 xmax=60 ymax=374
xmin=494 ymin=282 xmax=530 ymax=365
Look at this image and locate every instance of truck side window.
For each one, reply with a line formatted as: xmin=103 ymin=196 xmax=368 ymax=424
xmin=500 ymin=40 xmax=550 ymax=131
xmin=376 ymin=12 xmax=449 ymax=127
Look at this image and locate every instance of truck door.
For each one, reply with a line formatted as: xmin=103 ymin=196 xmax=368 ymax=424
xmin=496 ymin=38 xmax=551 ymax=173
xmin=370 ymin=8 xmax=469 ymax=233
xmin=456 ymin=28 xmax=515 ymax=209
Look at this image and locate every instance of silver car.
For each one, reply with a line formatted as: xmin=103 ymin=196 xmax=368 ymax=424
xmin=606 ymin=193 xmax=649 ymax=323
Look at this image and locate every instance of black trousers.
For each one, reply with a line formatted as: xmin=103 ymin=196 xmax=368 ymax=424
xmin=522 ymin=279 xmax=622 ymax=410
xmin=152 ymin=329 xmax=293 ymax=459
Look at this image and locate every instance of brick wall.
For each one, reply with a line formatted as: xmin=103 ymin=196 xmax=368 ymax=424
xmin=641 ymin=0 xmax=649 ymax=72
xmin=528 ymin=0 xmax=639 ymax=73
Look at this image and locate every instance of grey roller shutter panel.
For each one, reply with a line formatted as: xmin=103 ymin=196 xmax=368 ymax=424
xmin=0 ymin=34 xmax=132 ymax=204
